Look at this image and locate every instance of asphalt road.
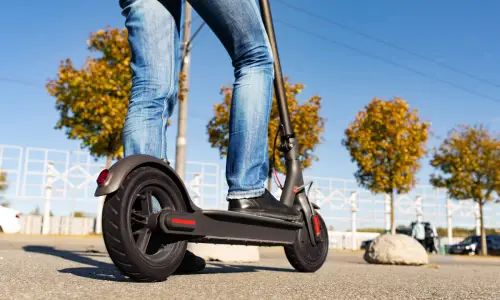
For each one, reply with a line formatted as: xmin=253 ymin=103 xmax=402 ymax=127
xmin=1 ymin=235 xmax=499 ymax=300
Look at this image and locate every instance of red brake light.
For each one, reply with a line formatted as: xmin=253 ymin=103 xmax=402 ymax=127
xmin=313 ymin=215 xmax=321 ymax=236
xmin=97 ymin=169 xmax=109 ymax=185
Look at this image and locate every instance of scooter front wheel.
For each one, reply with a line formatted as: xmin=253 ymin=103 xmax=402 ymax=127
xmin=284 ymin=212 xmax=329 ymax=272
xmin=101 ymin=166 xmax=188 ymax=282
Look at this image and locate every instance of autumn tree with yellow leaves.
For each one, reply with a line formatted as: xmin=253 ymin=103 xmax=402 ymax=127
xmin=430 ymin=124 xmax=500 ymax=255
xmin=343 ymin=97 xmax=430 ymax=234
xmin=46 ymin=27 xmax=130 ymax=168
xmin=207 ymin=79 xmax=325 ymax=190
xmin=46 ymin=27 xmax=184 ymax=168
xmin=0 ymin=170 xmax=7 ymax=192
xmin=0 ymin=170 xmax=8 ymax=207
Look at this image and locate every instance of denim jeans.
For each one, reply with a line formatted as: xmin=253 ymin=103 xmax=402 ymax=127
xmin=119 ymin=0 xmax=275 ymax=200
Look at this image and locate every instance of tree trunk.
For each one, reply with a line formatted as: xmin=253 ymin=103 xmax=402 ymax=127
xmin=106 ymin=155 xmax=113 ymax=169
xmin=479 ymin=200 xmax=487 ymax=256
xmin=390 ymin=191 xmax=396 ymax=235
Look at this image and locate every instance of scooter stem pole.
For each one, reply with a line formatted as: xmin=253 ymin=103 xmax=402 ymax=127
xmin=258 ymin=0 xmax=294 ymax=138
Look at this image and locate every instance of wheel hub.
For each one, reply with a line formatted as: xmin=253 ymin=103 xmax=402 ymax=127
xmin=129 ymin=187 xmax=177 ymax=257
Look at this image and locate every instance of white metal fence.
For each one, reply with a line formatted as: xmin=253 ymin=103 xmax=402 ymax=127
xmin=18 ymin=215 xmax=96 ymax=235
xmin=1 ymin=144 xmax=499 ymax=249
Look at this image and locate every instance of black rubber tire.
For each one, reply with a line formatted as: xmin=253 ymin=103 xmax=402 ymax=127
xmin=101 ymin=166 xmax=188 ymax=282
xmin=284 ymin=212 xmax=329 ymax=272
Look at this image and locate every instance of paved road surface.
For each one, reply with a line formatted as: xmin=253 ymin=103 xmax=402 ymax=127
xmin=0 ymin=234 xmax=499 ymax=300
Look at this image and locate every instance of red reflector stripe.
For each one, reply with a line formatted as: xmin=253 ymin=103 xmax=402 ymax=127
xmin=313 ymin=215 xmax=321 ymax=236
xmin=171 ymin=218 xmax=196 ymax=225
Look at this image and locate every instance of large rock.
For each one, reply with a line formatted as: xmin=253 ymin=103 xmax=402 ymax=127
xmin=187 ymin=243 xmax=260 ymax=262
xmin=364 ymin=234 xmax=428 ymax=265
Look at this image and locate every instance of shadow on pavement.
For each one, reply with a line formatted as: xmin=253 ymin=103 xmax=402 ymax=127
xmin=22 ymin=245 xmax=294 ymax=282
xmin=23 ymin=245 xmax=131 ymax=282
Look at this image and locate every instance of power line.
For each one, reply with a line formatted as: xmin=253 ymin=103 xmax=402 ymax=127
xmin=0 ymin=75 xmax=40 ymax=87
xmin=1 ymin=20 xmax=211 ymax=124
xmin=1 ymin=22 xmax=207 ymax=87
xmin=275 ymin=0 xmax=500 ymax=89
xmin=0 ymin=74 xmax=212 ymax=121
xmin=274 ymin=19 xmax=500 ymax=104
xmin=3 ymin=15 xmax=498 ymax=103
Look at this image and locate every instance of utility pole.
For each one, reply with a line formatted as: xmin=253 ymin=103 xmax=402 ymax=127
xmin=175 ymin=1 xmax=192 ymax=180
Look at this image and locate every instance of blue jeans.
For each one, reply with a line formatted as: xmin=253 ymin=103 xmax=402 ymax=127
xmin=119 ymin=0 xmax=275 ymax=200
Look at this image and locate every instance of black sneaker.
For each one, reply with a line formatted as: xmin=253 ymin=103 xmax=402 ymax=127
xmin=173 ymin=250 xmax=206 ymax=274
xmin=228 ymin=189 xmax=301 ymax=221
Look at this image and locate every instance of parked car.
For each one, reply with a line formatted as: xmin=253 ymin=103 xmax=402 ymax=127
xmin=448 ymin=235 xmax=500 ymax=256
xmin=360 ymin=227 xmax=413 ymax=250
xmin=0 ymin=206 xmax=21 ymax=234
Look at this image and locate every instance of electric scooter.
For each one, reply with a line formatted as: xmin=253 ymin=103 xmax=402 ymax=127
xmin=94 ymin=0 xmax=329 ymax=282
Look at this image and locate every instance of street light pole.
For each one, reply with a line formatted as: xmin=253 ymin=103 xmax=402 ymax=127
xmin=175 ymin=1 xmax=192 ymax=180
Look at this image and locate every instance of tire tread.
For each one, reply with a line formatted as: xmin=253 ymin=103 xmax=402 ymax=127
xmin=283 ymin=213 xmax=329 ymax=273
xmin=101 ymin=166 xmax=186 ymax=282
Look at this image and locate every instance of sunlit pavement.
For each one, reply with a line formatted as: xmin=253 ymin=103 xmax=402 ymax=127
xmin=0 ymin=234 xmax=499 ymax=300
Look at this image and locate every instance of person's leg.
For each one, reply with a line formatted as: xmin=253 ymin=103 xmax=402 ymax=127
xmin=189 ymin=0 xmax=299 ymax=220
xmin=120 ymin=0 xmax=180 ymax=159
xmin=432 ymin=238 xmax=439 ymax=253
xmin=119 ymin=0 xmax=204 ymax=274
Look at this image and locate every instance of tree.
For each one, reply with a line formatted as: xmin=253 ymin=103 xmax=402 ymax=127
xmin=0 ymin=170 xmax=8 ymax=207
xmin=342 ymin=97 xmax=430 ymax=235
xmin=207 ymin=78 xmax=325 ymax=190
xmin=46 ymin=27 xmax=182 ymax=168
xmin=430 ymin=124 xmax=500 ymax=255
xmin=30 ymin=206 xmax=53 ymax=216
xmin=31 ymin=206 xmax=41 ymax=216
xmin=0 ymin=169 xmax=7 ymax=192
xmin=73 ymin=211 xmax=86 ymax=218
xmin=46 ymin=27 xmax=131 ymax=168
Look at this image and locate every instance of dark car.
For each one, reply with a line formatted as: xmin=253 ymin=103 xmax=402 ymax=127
xmin=448 ymin=235 xmax=500 ymax=256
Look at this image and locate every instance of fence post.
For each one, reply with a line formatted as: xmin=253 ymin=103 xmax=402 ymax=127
xmin=384 ymin=194 xmax=391 ymax=231
xmin=446 ymin=198 xmax=453 ymax=244
xmin=191 ymin=173 xmax=201 ymax=206
xmin=42 ymin=161 xmax=54 ymax=235
xmin=350 ymin=191 xmax=358 ymax=250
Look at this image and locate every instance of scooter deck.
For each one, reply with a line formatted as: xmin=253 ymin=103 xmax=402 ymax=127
xmin=158 ymin=209 xmax=303 ymax=246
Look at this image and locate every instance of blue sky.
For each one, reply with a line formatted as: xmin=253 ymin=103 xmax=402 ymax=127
xmin=1 ymin=1 xmax=499 ymax=223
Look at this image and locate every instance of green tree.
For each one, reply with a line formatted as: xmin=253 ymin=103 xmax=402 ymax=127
xmin=430 ymin=124 xmax=500 ymax=255
xmin=342 ymin=97 xmax=430 ymax=235
xmin=207 ymin=78 xmax=325 ymax=190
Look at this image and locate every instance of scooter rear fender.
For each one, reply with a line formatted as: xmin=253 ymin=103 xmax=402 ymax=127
xmin=94 ymin=154 xmax=201 ymax=212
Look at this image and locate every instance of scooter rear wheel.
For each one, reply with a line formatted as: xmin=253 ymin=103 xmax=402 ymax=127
xmin=101 ymin=166 xmax=188 ymax=282
xmin=284 ymin=212 xmax=329 ymax=272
